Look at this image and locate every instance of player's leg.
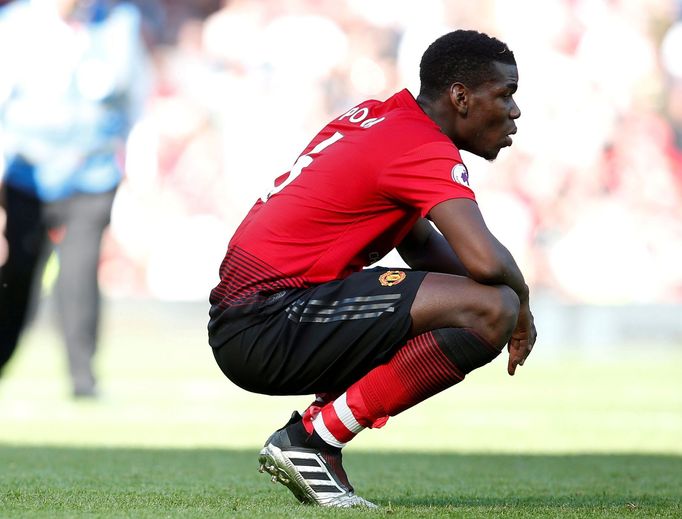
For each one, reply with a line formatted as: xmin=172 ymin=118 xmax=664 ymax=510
xmin=295 ymin=275 xmax=516 ymax=430
xmin=306 ymin=327 xmax=505 ymax=449
xmin=253 ymin=269 xmax=517 ymax=507
xmin=410 ymin=272 xmax=519 ymax=347
xmin=302 ymin=271 xmax=518 ymax=439
xmin=299 ymin=391 xmax=341 ymax=432
xmin=270 ymin=272 xmax=517 ymax=507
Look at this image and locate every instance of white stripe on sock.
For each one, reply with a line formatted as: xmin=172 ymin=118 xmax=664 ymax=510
xmin=333 ymin=392 xmax=364 ymax=434
xmin=312 ymin=414 xmax=347 ymax=449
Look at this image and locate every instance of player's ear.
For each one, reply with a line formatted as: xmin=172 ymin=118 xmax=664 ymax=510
xmin=449 ymin=83 xmax=468 ymax=116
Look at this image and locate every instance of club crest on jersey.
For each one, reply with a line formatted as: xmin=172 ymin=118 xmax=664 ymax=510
xmin=379 ymin=270 xmax=406 ymax=287
xmin=451 ymin=163 xmax=470 ymax=186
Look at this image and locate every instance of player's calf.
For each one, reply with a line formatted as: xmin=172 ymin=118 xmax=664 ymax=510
xmin=433 ymin=327 xmax=502 ymax=374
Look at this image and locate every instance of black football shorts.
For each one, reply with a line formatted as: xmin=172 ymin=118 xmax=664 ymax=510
xmin=211 ymin=267 xmax=427 ymax=395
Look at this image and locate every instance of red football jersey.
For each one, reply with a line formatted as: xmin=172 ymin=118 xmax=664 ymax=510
xmin=211 ymin=89 xmax=476 ymax=308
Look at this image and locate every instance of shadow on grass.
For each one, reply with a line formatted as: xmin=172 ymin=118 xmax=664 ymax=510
xmin=1 ymin=446 xmax=680 ymax=517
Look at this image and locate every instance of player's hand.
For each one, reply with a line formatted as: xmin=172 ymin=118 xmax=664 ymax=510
xmin=507 ymin=301 xmax=536 ymax=376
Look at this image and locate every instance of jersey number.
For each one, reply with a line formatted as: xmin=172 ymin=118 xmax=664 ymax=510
xmin=261 ymin=131 xmax=344 ymax=202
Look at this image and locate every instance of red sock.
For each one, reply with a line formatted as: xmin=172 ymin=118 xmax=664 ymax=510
xmin=302 ymin=392 xmax=341 ymax=434
xmin=312 ymin=391 xmax=364 ymax=447
xmin=312 ymin=331 xmax=465 ymax=447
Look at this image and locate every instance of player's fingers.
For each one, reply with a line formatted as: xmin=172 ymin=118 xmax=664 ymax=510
xmin=514 ymin=338 xmax=532 ymax=366
xmin=507 ymin=339 xmax=525 ymax=375
xmin=507 ymin=355 xmax=517 ymax=376
xmin=521 ymin=342 xmax=532 ymax=365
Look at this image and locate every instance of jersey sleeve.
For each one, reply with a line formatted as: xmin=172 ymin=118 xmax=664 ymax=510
xmin=378 ymin=141 xmax=476 ymax=217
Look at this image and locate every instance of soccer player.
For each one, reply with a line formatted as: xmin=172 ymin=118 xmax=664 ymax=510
xmin=208 ymin=29 xmax=536 ymax=507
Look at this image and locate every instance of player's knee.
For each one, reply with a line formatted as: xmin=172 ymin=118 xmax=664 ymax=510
xmin=481 ymin=285 xmax=519 ymax=348
xmin=433 ymin=328 xmax=502 ymax=374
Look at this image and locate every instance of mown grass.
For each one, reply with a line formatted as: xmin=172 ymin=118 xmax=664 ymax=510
xmin=2 ymin=447 xmax=681 ymax=518
xmin=1 ymin=299 xmax=681 ymax=517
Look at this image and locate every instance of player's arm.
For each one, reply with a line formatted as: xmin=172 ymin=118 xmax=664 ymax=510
xmin=428 ymin=198 xmax=536 ymax=375
xmin=428 ymin=198 xmax=527 ymax=296
xmin=396 ymin=217 xmax=470 ymax=276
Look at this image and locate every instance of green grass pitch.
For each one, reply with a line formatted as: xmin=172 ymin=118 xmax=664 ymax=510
xmin=1 ymin=301 xmax=681 ymax=518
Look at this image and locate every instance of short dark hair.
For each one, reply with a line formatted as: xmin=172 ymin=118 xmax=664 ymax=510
xmin=419 ymin=30 xmax=516 ymax=99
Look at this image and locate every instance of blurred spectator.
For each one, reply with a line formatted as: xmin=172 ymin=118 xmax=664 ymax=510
xmin=0 ymin=0 xmax=150 ymax=396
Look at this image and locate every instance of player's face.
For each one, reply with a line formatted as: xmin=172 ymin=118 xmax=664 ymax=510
xmin=459 ymin=61 xmax=520 ymax=161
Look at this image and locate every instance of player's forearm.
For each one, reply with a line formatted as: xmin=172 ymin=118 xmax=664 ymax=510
xmin=399 ymin=246 xmax=470 ymax=276
xmin=397 ymin=224 xmax=470 ymax=276
xmin=467 ymin=242 xmax=529 ymax=303
xmin=497 ymin=246 xmax=529 ymax=303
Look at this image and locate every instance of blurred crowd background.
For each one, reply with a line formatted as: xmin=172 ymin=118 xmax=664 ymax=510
xmin=2 ymin=0 xmax=682 ymax=306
